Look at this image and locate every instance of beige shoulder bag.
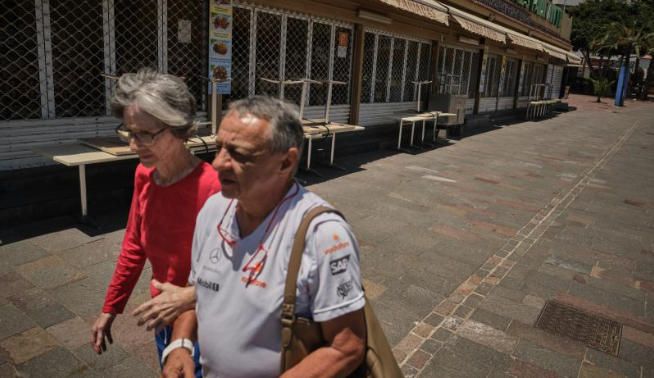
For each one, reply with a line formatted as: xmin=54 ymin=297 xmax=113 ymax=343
xmin=280 ymin=206 xmax=403 ymax=378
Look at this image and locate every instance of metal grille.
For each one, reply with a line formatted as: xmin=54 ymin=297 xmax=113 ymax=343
xmin=113 ymin=0 xmax=159 ymax=74
xmin=360 ymin=32 xmax=375 ymax=103
xmin=502 ymin=58 xmax=519 ymax=97
xmin=254 ymin=11 xmax=282 ymax=97
xmin=284 ymin=17 xmax=309 ymax=105
xmin=389 ymin=39 xmax=405 ymax=102
xmin=418 ymin=43 xmax=431 ymax=81
xmin=167 ymin=0 xmax=205 ymax=109
xmin=0 ymin=0 xmax=41 ymax=120
xmin=309 ymin=22 xmax=331 ymax=105
xmin=373 ymin=36 xmax=391 ymax=103
xmin=224 ymin=6 xmax=251 ymax=105
xmin=331 ymin=27 xmax=352 ymax=105
xmin=50 ymin=0 xmax=105 ymax=118
xmin=403 ymin=41 xmax=418 ymax=102
xmin=535 ymin=300 xmax=622 ymax=356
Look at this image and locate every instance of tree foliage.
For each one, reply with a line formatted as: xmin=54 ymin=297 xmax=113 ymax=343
xmin=570 ymin=0 xmax=654 ymax=76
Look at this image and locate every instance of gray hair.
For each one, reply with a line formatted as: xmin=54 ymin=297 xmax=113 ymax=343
xmin=111 ymin=68 xmax=197 ymax=139
xmin=227 ymin=96 xmax=304 ymax=155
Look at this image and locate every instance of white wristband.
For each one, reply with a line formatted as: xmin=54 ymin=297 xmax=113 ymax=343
xmin=161 ymin=338 xmax=194 ymax=365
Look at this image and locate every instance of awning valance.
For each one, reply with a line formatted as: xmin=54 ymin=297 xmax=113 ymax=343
xmin=448 ymin=7 xmax=506 ymax=43
xmin=507 ymin=33 xmax=544 ymax=51
xmin=567 ymin=52 xmax=582 ymax=65
xmin=543 ymin=45 xmax=569 ymax=62
xmin=377 ymin=0 xmax=449 ymax=26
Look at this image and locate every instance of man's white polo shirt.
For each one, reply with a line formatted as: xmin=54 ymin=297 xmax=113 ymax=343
xmin=189 ymin=182 xmax=365 ymax=378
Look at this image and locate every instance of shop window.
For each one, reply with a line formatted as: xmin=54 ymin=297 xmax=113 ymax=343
xmin=437 ymin=46 xmax=480 ymax=97
xmin=482 ymin=54 xmax=501 ymax=97
xmin=373 ymin=36 xmax=391 ymax=102
xmin=360 ymin=31 xmax=430 ymax=104
xmin=228 ymin=7 xmax=251 ymax=103
xmin=360 ymin=33 xmax=376 ymax=103
xmin=501 ymin=58 xmax=519 ymax=97
xmin=284 ymin=17 xmax=309 ymax=105
xmin=520 ymin=61 xmax=545 ymax=96
xmin=1 ymin=0 xmax=43 ymax=120
xmin=254 ymin=12 xmax=282 ymax=97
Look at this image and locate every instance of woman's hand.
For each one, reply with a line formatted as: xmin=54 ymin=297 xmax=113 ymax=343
xmin=132 ymin=280 xmax=196 ymax=331
xmin=91 ymin=312 xmax=116 ymax=354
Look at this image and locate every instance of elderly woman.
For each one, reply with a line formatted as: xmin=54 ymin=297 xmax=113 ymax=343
xmin=91 ymin=69 xmax=220 ymax=376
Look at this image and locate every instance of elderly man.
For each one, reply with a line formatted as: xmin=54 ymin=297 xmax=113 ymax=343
xmin=162 ymin=96 xmax=366 ymax=378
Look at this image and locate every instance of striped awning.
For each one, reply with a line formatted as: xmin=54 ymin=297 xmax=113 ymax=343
xmin=567 ymin=52 xmax=582 ymax=65
xmin=543 ymin=46 xmax=569 ymax=62
xmin=507 ymin=33 xmax=544 ymax=52
xmin=447 ymin=7 xmax=506 ymax=43
xmin=377 ymin=0 xmax=449 ymax=26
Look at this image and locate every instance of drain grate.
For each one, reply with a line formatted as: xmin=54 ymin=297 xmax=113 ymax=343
xmin=535 ymin=300 xmax=622 ymax=356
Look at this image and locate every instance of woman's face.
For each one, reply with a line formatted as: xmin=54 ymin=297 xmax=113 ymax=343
xmin=123 ymin=103 xmax=183 ymax=167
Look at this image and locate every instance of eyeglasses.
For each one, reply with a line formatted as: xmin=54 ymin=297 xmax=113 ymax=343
xmin=115 ymin=123 xmax=168 ymax=145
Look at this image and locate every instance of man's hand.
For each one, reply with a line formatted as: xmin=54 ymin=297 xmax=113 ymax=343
xmin=91 ymin=312 xmax=116 ymax=354
xmin=132 ymin=280 xmax=196 ymax=331
xmin=162 ymin=348 xmax=195 ymax=378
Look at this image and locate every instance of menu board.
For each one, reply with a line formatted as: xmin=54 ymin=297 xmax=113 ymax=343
xmin=208 ymin=0 xmax=233 ymax=94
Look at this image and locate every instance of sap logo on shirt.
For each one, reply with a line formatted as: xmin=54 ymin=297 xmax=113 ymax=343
xmin=337 ymin=280 xmax=353 ymax=299
xmin=197 ymin=277 xmax=220 ymax=292
xmin=329 ymin=255 xmax=350 ymax=275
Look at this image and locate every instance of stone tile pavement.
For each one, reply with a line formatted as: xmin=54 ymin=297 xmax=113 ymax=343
xmin=0 ymin=94 xmax=652 ymax=377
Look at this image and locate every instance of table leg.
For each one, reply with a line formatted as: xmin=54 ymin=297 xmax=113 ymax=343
xmin=79 ymin=164 xmax=88 ymax=217
xmin=433 ymin=115 xmax=439 ymax=143
xmin=397 ymin=120 xmax=403 ymax=150
xmin=307 ymin=138 xmax=312 ymax=170
xmin=410 ymin=121 xmax=415 ymax=147
xmin=330 ymin=133 xmax=336 ymax=165
xmin=421 ymin=119 xmax=426 ymax=143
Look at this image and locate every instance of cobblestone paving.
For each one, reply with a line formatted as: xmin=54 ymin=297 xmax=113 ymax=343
xmin=0 ymin=95 xmax=652 ymax=377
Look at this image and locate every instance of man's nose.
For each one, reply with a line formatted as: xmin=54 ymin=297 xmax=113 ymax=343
xmin=212 ymin=148 xmax=230 ymax=171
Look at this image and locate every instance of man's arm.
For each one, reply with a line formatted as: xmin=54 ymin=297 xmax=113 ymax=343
xmin=281 ymin=309 xmax=366 ymax=378
xmin=161 ymin=310 xmax=197 ymax=378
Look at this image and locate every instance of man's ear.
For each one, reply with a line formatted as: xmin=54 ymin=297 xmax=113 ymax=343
xmin=280 ymin=147 xmax=299 ymax=174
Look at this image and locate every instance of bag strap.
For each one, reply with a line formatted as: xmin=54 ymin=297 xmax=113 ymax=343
xmin=281 ymin=206 xmax=343 ymax=341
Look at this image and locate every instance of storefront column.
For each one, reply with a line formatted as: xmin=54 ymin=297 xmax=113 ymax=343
xmin=513 ymin=59 xmax=523 ymax=109
xmin=473 ymin=46 xmax=485 ymax=115
xmin=349 ymin=24 xmax=365 ymax=125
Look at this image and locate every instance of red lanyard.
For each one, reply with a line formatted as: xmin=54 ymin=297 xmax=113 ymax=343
xmin=216 ymin=183 xmax=300 ymax=286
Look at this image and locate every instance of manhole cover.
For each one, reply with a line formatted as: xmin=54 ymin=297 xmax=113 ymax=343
xmin=535 ymin=300 xmax=622 ymax=356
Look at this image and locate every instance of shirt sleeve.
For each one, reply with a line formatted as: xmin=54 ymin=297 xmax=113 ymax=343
xmin=102 ymin=167 xmax=148 ymax=314
xmin=307 ymin=215 xmax=365 ymax=322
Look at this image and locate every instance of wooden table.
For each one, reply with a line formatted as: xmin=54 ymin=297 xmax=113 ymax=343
xmin=33 ymin=136 xmax=216 ymax=219
xmin=397 ymin=111 xmax=457 ymax=150
xmin=301 ymin=122 xmax=364 ymax=170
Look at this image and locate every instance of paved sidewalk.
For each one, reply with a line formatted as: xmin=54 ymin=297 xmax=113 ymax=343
xmin=1 ymin=94 xmax=652 ymax=377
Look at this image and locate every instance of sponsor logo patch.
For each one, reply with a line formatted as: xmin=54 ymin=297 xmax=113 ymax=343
xmin=323 ymin=240 xmax=351 ymax=255
xmin=196 ymin=277 xmax=220 ymax=292
xmin=329 ymin=255 xmax=350 ymax=275
xmin=337 ymin=280 xmax=353 ymax=299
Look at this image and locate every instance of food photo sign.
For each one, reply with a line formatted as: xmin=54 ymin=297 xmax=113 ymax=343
xmin=209 ymin=0 xmax=232 ymax=94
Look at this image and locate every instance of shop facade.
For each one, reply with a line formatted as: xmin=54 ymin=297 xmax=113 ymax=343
xmin=1 ymin=0 xmax=578 ymax=170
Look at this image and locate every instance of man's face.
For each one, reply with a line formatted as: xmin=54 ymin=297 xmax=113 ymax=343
xmin=212 ymin=111 xmax=289 ymax=201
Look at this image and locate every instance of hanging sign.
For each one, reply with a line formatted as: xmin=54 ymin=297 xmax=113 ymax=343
xmin=337 ymin=31 xmax=349 ymax=58
xmin=208 ymin=0 xmax=233 ymax=94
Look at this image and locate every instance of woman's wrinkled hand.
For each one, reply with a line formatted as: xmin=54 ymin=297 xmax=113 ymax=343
xmin=91 ymin=312 xmax=116 ymax=354
xmin=132 ymin=280 xmax=196 ymax=331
